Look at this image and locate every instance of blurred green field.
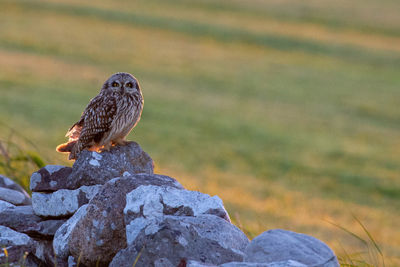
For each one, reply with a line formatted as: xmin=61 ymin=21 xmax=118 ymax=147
xmin=1 ymin=0 xmax=400 ymax=265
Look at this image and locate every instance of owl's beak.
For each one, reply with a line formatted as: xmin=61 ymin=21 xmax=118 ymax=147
xmin=119 ymin=87 xmax=125 ymax=94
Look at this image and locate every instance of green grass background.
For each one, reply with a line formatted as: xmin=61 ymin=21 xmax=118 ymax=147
xmin=0 ymin=0 xmax=399 ymax=265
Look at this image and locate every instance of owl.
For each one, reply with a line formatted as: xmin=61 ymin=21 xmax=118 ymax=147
xmin=56 ymin=72 xmax=144 ymax=160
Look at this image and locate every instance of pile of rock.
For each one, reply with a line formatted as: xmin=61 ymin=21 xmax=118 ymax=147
xmin=0 ymin=142 xmax=339 ymax=267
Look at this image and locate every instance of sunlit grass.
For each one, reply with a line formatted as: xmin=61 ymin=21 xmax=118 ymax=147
xmin=171 ymin=166 xmax=398 ymax=266
xmin=0 ymin=124 xmax=46 ymax=192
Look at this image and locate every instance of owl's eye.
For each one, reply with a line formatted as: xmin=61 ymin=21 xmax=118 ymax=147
xmin=112 ymin=82 xmax=119 ymax=87
xmin=126 ymin=82 xmax=133 ymax=88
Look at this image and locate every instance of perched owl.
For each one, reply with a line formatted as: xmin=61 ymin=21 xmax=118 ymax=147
xmin=56 ymin=72 xmax=144 ymax=160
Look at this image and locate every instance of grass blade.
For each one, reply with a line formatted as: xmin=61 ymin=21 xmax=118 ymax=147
xmin=325 ymin=219 xmax=368 ymax=246
xmin=352 ymin=214 xmax=385 ymax=267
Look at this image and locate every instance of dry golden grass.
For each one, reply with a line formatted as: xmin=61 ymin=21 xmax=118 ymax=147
xmin=166 ymin=165 xmax=400 ymax=266
xmin=1 ymin=0 xmax=400 ymax=265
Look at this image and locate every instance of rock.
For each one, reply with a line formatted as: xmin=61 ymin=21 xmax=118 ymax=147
xmin=154 ymin=258 xmax=175 ymax=267
xmin=110 ymin=215 xmax=249 ymax=267
xmin=186 ymin=261 xmax=215 ymax=267
xmin=34 ymin=239 xmax=58 ymax=266
xmin=67 ymin=142 xmax=154 ymax=189
xmin=267 ymin=261 xmax=307 ymax=267
xmin=32 ymin=185 xmax=100 ymax=217
xmin=0 ymin=199 xmax=15 ymax=212
xmin=30 ymin=165 xmax=72 ymax=192
xmin=108 ymin=246 xmax=138 ymax=267
xmin=0 ymin=246 xmax=40 ymax=266
xmin=0 ymin=206 xmax=41 ymax=233
xmin=68 ymin=174 xmax=183 ymax=267
xmin=0 ymin=225 xmax=34 ymax=247
xmin=34 ymin=239 xmax=69 ymax=267
xmin=68 ymin=256 xmax=77 ymax=267
xmin=186 ymin=260 xmax=307 ymax=267
xmin=124 ymin=185 xmax=231 ymax=245
xmin=244 ymin=229 xmax=339 ymax=267
xmin=0 ymin=205 xmax=66 ymax=239
xmin=53 ymin=204 xmax=89 ymax=260
xmin=0 ymin=225 xmax=36 ymax=264
xmin=34 ymin=219 xmax=67 ymax=238
xmin=222 ymin=261 xmax=307 ymax=267
xmin=0 ymin=174 xmax=31 ymax=200
xmin=0 ymin=187 xmax=31 ymax=206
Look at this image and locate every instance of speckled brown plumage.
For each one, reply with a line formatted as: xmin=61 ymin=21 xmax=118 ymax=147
xmin=57 ymin=72 xmax=144 ymax=160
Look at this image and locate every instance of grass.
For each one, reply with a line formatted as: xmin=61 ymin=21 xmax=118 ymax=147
xmin=0 ymin=124 xmax=46 ymax=192
xmin=328 ymin=216 xmax=386 ymax=267
xmin=0 ymin=0 xmax=399 ymax=265
xmin=1 ymin=247 xmax=29 ymax=267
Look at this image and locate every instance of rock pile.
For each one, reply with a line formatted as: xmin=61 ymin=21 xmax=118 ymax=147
xmin=0 ymin=142 xmax=339 ymax=267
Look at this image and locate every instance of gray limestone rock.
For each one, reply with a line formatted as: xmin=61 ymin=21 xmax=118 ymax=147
xmin=0 ymin=174 xmax=31 ymax=201
xmin=0 ymin=199 xmax=15 ymax=212
xmin=0 ymin=187 xmax=31 ymax=206
xmin=0 ymin=205 xmax=41 ymax=232
xmin=30 ymin=165 xmax=72 ymax=192
xmin=154 ymin=258 xmax=175 ymax=267
xmin=124 ymin=185 xmax=231 ymax=245
xmin=186 ymin=260 xmax=307 ymax=267
xmin=0 ymin=225 xmax=34 ymax=247
xmin=110 ymin=215 xmax=249 ymax=267
xmin=34 ymin=239 xmax=69 ymax=267
xmin=244 ymin=229 xmax=339 ymax=267
xmin=221 ymin=260 xmax=307 ymax=267
xmin=34 ymin=239 xmax=57 ymax=266
xmin=67 ymin=142 xmax=154 ymax=189
xmin=34 ymin=219 xmax=67 ymax=238
xmin=0 ymin=246 xmax=40 ymax=266
xmin=32 ymin=185 xmax=100 ymax=217
xmin=108 ymin=246 xmax=138 ymax=267
xmin=0 ymin=205 xmax=66 ymax=238
xmin=68 ymin=174 xmax=183 ymax=267
xmin=0 ymin=225 xmax=36 ymax=264
xmin=186 ymin=261 xmax=215 ymax=267
xmin=53 ymin=204 xmax=89 ymax=260
xmin=68 ymin=256 xmax=77 ymax=267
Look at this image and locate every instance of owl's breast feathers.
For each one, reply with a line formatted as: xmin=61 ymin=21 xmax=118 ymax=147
xmin=112 ymin=92 xmax=143 ymax=136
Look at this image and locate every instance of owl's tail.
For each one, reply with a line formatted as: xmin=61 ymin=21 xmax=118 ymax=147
xmin=56 ymin=141 xmax=78 ymax=160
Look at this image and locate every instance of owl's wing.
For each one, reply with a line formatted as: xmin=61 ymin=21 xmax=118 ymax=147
xmin=65 ymin=96 xmax=98 ymax=140
xmin=77 ymin=94 xmax=118 ymax=148
xmin=65 ymin=117 xmax=84 ymax=140
xmin=65 ymin=95 xmax=102 ymax=139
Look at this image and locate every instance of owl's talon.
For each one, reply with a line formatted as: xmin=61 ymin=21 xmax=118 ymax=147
xmin=88 ymin=145 xmax=102 ymax=152
xmin=100 ymin=143 xmax=112 ymax=152
xmin=113 ymin=139 xmax=128 ymax=146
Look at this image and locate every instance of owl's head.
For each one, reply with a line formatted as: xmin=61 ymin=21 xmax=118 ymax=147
xmin=101 ymin=72 xmax=141 ymax=94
